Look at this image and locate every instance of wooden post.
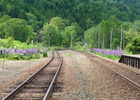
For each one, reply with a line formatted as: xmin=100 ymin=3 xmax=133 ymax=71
xmin=70 ymin=33 xmax=73 ymax=48
xmin=120 ymin=27 xmax=123 ymax=50
xmin=98 ymin=26 xmax=100 ymax=48
xmin=110 ymin=30 xmax=113 ymax=49
xmin=2 ymin=58 xmax=4 ymax=69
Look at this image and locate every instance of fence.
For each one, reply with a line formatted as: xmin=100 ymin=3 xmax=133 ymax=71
xmin=119 ymin=54 xmax=140 ymax=69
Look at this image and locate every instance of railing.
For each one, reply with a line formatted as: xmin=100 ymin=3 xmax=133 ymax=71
xmin=119 ymin=54 xmax=140 ymax=69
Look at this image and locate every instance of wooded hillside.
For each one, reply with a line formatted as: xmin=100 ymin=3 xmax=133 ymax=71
xmin=0 ymin=0 xmax=140 ymax=53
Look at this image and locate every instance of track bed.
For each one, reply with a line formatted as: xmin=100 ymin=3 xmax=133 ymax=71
xmin=2 ymin=51 xmax=63 ymax=100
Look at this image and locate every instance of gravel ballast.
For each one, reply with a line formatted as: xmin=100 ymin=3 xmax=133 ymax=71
xmin=59 ymin=50 xmax=140 ymax=100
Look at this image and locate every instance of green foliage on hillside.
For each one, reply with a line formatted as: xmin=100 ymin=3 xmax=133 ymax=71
xmin=0 ymin=0 xmax=140 ymax=31
xmin=0 ymin=0 xmax=140 ymax=54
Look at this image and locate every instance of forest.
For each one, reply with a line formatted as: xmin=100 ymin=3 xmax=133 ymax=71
xmin=0 ymin=0 xmax=140 ymax=56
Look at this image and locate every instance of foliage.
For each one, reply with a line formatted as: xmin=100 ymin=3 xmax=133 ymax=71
xmin=0 ymin=47 xmax=48 ymax=60
xmin=0 ymin=38 xmax=37 ymax=49
xmin=61 ymin=25 xmax=76 ymax=47
xmin=100 ymin=16 xmax=122 ymax=49
xmin=40 ymin=21 xmax=62 ymax=46
xmin=0 ymin=38 xmax=48 ymax=60
xmin=84 ymin=27 xmax=98 ymax=48
xmin=50 ymin=17 xmax=65 ymax=31
xmin=90 ymin=48 xmax=124 ymax=59
xmin=91 ymin=49 xmax=124 ymax=56
xmin=0 ymin=18 xmax=36 ymax=42
xmin=0 ymin=0 xmax=140 ymax=31
xmin=126 ymin=36 xmax=140 ymax=54
xmin=0 ymin=15 xmax=11 ymax=23
xmin=1 ymin=48 xmax=42 ymax=60
xmin=42 ymin=52 xmax=47 ymax=57
xmin=0 ymin=0 xmax=140 ymax=54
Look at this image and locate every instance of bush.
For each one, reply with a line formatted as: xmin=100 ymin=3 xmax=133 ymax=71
xmin=127 ymin=36 xmax=140 ymax=54
xmin=1 ymin=48 xmax=48 ymax=60
xmin=0 ymin=38 xmax=37 ymax=49
xmin=43 ymin=52 xmax=47 ymax=57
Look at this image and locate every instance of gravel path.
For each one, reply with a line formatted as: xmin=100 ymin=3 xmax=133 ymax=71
xmin=59 ymin=50 xmax=140 ymax=100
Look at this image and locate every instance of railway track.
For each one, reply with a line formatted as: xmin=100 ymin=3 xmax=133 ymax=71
xmin=2 ymin=51 xmax=63 ymax=100
xmin=76 ymin=50 xmax=140 ymax=90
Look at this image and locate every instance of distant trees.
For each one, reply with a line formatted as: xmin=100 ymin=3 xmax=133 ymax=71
xmin=84 ymin=27 xmax=98 ymax=48
xmin=61 ymin=25 xmax=76 ymax=47
xmin=0 ymin=16 xmax=35 ymax=42
xmin=40 ymin=17 xmax=77 ymax=47
xmin=84 ymin=15 xmax=140 ymax=54
xmin=0 ymin=0 xmax=139 ymax=32
xmin=41 ymin=24 xmax=62 ymax=46
xmin=40 ymin=17 xmax=64 ymax=46
xmin=85 ymin=16 xmax=122 ymax=49
xmin=0 ymin=0 xmax=140 ymax=53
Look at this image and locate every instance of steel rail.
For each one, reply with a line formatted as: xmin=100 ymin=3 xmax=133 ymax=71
xmin=80 ymin=50 xmax=140 ymax=75
xmin=43 ymin=51 xmax=63 ymax=100
xmin=2 ymin=51 xmax=54 ymax=100
xmin=76 ymin=50 xmax=140 ymax=75
xmin=94 ymin=60 xmax=140 ymax=90
xmin=89 ymin=52 xmax=140 ymax=75
xmin=76 ymin=50 xmax=140 ymax=90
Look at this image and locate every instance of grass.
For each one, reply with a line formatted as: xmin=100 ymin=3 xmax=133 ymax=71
xmin=66 ymin=53 xmax=70 ymax=56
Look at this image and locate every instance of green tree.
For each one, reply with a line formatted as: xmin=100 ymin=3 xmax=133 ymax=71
xmin=3 ymin=18 xmax=35 ymax=42
xmin=25 ymin=12 xmax=40 ymax=32
xmin=127 ymin=36 xmax=140 ymax=54
xmin=124 ymin=28 xmax=139 ymax=53
xmin=50 ymin=17 xmax=65 ymax=31
xmin=84 ymin=26 xmax=98 ymax=48
xmin=132 ymin=20 xmax=140 ymax=32
xmin=100 ymin=16 xmax=122 ymax=49
xmin=0 ymin=15 xmax=11 ymax=23
xmin=61 ymin=25 xmax=76 ymax=47
xmin=71 ymin=22 xmax=84 ymax=41
xmin=41 ymin=24 xmax=62 ymax=46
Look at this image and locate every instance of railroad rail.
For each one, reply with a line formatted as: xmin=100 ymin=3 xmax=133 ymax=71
xmin=119 ymin=54 xmax=140 ymax=69
xmin=75 ymin=50 xmax=140 ymax=90
xmin=2 ymin=51 xmax=63 ymax=100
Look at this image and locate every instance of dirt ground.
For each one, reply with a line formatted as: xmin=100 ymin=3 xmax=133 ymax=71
xmin=0 ymin=60 xmax=35 ymax=84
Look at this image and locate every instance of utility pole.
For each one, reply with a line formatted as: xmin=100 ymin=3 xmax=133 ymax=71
xmin=102 ymin=33 xmax=105 ymax=49
xmin=98 ymin=25 xmax=101 ymax=48
xmin=70 ymin=33 xmax=73 ymax=48
xmin=120 ymin=27 xmax=123 ymax=50
xmin=110 ymin=30 xmax=113 ymax=49
xmin=123 ymin=32 xmax=125 ymax=50
xmin=48 ymin=34 xmax=51 ymax=47
xmin=1 ymin=46 xmax=5 ymax=69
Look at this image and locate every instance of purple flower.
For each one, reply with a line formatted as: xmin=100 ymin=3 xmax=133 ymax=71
xmin=91 ymin=48 xmax=124 ymax=56
xmin=91 ymin=49 xmax=103 ymax=53
xmin=41 ymin=49 xmax=47 ymax=53
xmin=31 ymin=48 xmax=38 ymax=54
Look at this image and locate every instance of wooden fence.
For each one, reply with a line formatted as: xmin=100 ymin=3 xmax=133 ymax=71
xmin=119 ymin=54 xmax=140 ymax=69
